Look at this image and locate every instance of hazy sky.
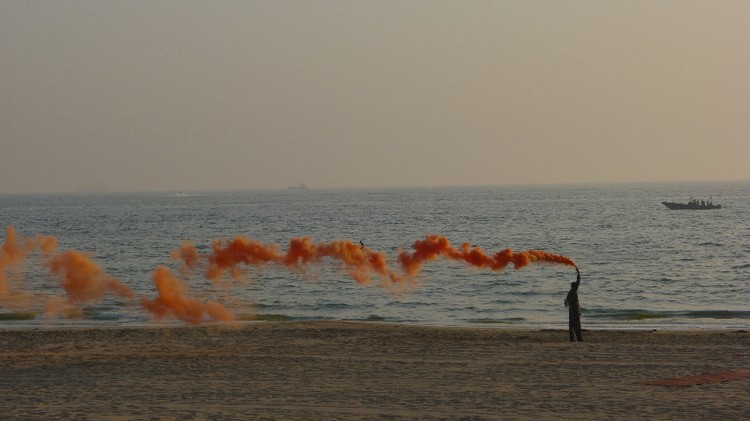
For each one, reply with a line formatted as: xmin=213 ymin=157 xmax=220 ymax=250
xmin=1 ymin=0 xmax=748 ymax=193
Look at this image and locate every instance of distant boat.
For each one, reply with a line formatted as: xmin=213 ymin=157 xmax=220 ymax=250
xmin=288 ymin=183 xmax=309 ymax=190
xmin=165 ymin=192 xmax=197 ymax=198
xmin=662 ymin=198 xmax=721 ymax=210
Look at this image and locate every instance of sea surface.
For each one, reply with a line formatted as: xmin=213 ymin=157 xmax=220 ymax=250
xmin=1 ymin=181 xmax=748 ymax=330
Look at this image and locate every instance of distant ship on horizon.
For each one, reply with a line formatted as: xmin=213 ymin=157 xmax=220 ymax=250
xmin=288 ymin=182 xmax=309 ymax=190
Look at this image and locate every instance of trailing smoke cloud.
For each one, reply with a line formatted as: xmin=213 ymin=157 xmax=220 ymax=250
xmin=178 ymin=236 xmax=403 ymax=286
xmin=1 ymin=226 xmax=576 ymax=325
xmin=1 ymin=226 xmax=139 ymax=317
xmin=141 ymin=266 xmax=234 ymax=324
xmin=180 ymin=234 xmax=576 ymax=285
xmin=0 ymin=226 xmax=57 ymax=304
xmin=47 ymin=250 xmax=137 ymax=303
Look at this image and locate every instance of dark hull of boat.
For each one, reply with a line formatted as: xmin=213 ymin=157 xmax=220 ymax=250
xmin=662 ymin=202 xmax=721 ymax=210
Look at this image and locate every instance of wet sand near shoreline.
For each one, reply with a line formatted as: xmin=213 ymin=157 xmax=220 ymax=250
xmin=1 ymin=322 xmax=749 ymax=420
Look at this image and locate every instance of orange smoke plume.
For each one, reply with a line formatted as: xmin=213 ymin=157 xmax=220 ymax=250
xmin=47 ymin=250 xmax=136 ymax=303
xmin=398 ymin=235 xmax=458 ymax=276
xmin=398 ymin=235 xmax=575 ymax=275
xmin=1 ymin=226 xmax=33 ymax=265
xmin=1 ymin=227 xmax=31 ymax=298
xmin=284 ymin=237 xmax=402 ymax=285
xmin=197 ymin=235 xmax=403 ymax=286
xmin=509 ymin=249 xmax=577 ymax=269
xmin=141 ymin=265 xmax=234 ymax=324
xmin=4 ymin=225 xmax=577 ymax=326
xmin=182 ymin=234 xmax=573 ymax=287
xmin=172 ymin=241 xmax=200 ymax=272
xmin=1 ymin=227 xmax=58 ymax=301
xmin=36 ymin=235 xmax=58 ymax=256
xmin=204 ymin=236 xmax=282 ymax=281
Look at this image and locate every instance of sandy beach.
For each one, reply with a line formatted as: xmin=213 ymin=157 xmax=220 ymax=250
xmin=1 ymin=322 xmax=749 ymax=420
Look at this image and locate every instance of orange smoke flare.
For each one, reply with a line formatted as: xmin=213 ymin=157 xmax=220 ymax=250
xmin=4 ymin=225 xmax=578 ymax=326
xmin=512 ymin=249 xmax=577 ymax=269
xmin=398 ymin=235 xmax=575 ymax=275
xmin=47 ymin=250 xmax=136 ymax=304
xmin=141 ymin=266 xmax=235 ymax=324
xmin=186 ymin=234 xmax=573 ymax=286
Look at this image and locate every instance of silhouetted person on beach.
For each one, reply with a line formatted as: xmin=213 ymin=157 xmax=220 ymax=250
xmin=564 ymin=267 xmax=583 ymax=342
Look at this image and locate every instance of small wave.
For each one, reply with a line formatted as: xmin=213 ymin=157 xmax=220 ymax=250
xmin=683 ymin=310 xmax=750 ymax=319
xmin=81 ymin=306 xmax=120 ymax=320
xmin=587 ymin=309 xmax=750 ymax=321
xmin=319 ymin=303 xmax=354 ymax=310
xmin=239 ymin=313 xmax=294 ymax=321
xmin=466 ymin=317 xmax=525 ymax=324
xmin=386 ymin=301 xmax=436 ymax=308
xmin=293 ymin=302 xmax=355 ymax=311
xmin=489 ymin=299 xmax=517 ymax=305
xmin=590 ymin=310 xmax=670 ymax=320
xmin=0 ymin=312 xmax=38 ymax=321
xmin=467 ymin=318 xmax=501 ymax=324
xmin=165 ymin=192 xmax=198 ymax=198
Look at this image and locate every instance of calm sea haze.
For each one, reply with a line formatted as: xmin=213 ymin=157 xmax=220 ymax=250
xmin=1 ymin=181 xmax=748 ymax=330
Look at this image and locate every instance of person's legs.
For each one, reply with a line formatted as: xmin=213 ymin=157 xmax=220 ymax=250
xmin=574 ymin=317 xmax=583 ymax=341
xmin=569 ymin=319 xmax=576 ymax=342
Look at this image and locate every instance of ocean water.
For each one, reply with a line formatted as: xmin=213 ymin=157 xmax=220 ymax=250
xmin=1 ymin=181 xmax=748 ymax=330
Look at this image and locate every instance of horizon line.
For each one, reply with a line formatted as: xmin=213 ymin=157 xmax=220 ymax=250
xmin=2 ymin=178 xmax=748 ymax=196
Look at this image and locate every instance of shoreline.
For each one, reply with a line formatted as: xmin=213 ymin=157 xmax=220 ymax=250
xmin=0 ymin=317 xmax=748 ymax=332
xmin=3 ymin=318 xmax=750 ymax=334
xmin=2 ymin=321 xmax=749 ymax=419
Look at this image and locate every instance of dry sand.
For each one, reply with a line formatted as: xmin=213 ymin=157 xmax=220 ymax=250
xmin=1 ymin=322 xmax=749 ymax=420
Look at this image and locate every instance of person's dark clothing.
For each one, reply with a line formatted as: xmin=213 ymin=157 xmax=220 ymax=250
xmin=565 ymin=272 xmax=583 ymax=342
